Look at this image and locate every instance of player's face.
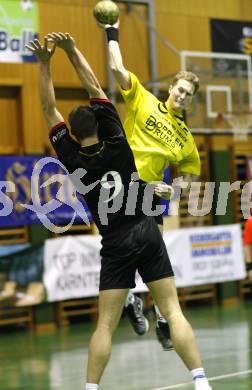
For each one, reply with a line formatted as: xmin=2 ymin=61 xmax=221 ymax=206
xmin=167 ymin=79 xmax=195 ymax=112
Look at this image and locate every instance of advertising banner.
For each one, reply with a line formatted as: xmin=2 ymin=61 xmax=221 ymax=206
xmin=0 ymin=0 xmax=39 ymax=63
xmin=211 ymin=18 xmax=252 ymax=55
xmin=43 ymin=224 xmax=245 ymax=301
xmin=44 ymin=235 xmax=102 ymax=302
xmin=163 ymin=223 xmax=245 ymax=287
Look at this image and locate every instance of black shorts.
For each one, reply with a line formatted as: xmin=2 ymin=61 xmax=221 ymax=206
xmin=99 ymin=216 xmax=174 ymax=290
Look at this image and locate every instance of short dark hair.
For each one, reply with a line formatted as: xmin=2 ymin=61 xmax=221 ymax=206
xmin=68 ymin=106 xmax=98 ymax=142
xmin=172 ymin=71 xmax=200 ymax=95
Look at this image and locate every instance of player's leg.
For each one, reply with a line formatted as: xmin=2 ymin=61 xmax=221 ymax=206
xmin=86 ymin=288 xmax=128 ymax=388
xmin=147 ymin=277 xmax=212 ymax=390
xmin=154 ymin=216 xmax=173 ymax=350
xmin=124 ymin=290 xmax=149 ymax=335
xmin=120 ymin=221 xmax=149 ymax=336
xmin=138 ymin=217 xmax=211 ymax=389
xmin=87 ymin=223 xmax=143 ymax=388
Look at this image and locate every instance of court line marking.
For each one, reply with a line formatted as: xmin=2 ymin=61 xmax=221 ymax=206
xmin=153 ymin=369 xmax=252 ymax=389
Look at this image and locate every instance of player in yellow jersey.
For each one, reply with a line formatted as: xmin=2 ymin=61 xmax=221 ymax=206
xmin=100 ymin=22 xmax=201 ymax=351
xmin=119 ymin=71 xmax=200 ymax=182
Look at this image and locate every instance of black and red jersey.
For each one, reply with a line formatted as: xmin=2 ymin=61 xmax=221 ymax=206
xmin=49 ymin=99 xmax=145 ymax=235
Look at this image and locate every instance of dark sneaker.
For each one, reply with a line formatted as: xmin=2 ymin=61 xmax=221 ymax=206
xmin=155 ymin=320 xmax=173 ymax=350
xmin=126 ymin=296 xmax=149 ymax=335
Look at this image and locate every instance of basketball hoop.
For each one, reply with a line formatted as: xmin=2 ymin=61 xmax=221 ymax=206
xmin=223 ymin=111 xmax=252 ymax=142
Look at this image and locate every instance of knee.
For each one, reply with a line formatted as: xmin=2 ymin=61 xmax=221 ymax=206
xmin=159 ymin=305 xmax=183 ymax=323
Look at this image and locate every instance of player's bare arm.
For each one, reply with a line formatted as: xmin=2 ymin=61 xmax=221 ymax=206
xmin=180 ymin=173 xmax=193 ymax=186
xmin=108 ymin=38 xmax=131 ymax=90
xmin=97 ymin=21 xmax=131 ymax=91
xmin=25 ymin=38 xmax=63 ymax=130
xmin=177 ymin=173 xmax=193 ymax=197
xmin=153 ymin=173 xmax=193 ymax=200
xmin=46 ymin=32 xmax=107 ymax=100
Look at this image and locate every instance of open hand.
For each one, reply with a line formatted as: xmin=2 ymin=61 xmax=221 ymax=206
xmin=46 ymin=32 xmax=75 ymax=52
xmin=152 ymin=182 xmax=175 ymax=199
xmin=25 ymin=38 xmax=55 ymax=63
xmin=96 ymin=20 xmax=120 ymax=29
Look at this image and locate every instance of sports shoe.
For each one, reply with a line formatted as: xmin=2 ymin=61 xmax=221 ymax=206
xmin=155 ymin=320 xmax=173 ymax=350
xmin=194 ymin=378 xmax=212 ymax=390
xmin=126 ymin=296 xmax=149 ymax=335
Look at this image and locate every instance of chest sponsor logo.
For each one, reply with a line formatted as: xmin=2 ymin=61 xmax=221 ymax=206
xmin=144 ymin=115 xmax=186 ymax=149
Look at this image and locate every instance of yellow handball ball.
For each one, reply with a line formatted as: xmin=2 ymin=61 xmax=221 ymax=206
xmin=93 ymin=0 xmax=119 ymax=25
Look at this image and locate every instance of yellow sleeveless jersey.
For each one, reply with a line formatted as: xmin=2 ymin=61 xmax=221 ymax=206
xmin=120 ymin=72 xmax=201 ymax=183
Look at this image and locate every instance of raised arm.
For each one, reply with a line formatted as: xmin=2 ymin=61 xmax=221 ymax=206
xmin=98 ymin=22 xmax=131 ymax=91
xmin=106 ymin=27 xmax=131 ymax=90
xmin=25 ymin=38 xmax=63 ymax=130
xmin=47 ymin=32 xmax=107 ymax=99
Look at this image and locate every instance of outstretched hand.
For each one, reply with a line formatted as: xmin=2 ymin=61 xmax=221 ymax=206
xmin=25 ymin=38 xmax=56 ymax=63
xmin=46 ymin=32 xmax=75 ymax=52
xmin=152 ymin=182 xmax=175 ymax=200
xmin=96 ymin=19 xmax=119 ymax=30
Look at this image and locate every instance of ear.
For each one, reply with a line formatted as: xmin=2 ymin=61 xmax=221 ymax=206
xmin=168 ymin=85 xmax=173 ymax=94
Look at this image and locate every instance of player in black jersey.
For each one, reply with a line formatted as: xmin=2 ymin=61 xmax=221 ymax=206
xmin=25 ymin=34 xmax=211 ymax=390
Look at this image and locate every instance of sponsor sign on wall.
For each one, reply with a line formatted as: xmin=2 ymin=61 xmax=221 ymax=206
xmin=163 ymin=223 xmax=245 ymax=287
xmin=0 ymin=0 xmax=38 ymax=63
xmin=211 ymin=18 xmax=252 ymax=55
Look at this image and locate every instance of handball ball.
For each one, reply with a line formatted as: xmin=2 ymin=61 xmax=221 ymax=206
xmin=94 ymin=0 xmax=119 ymax=25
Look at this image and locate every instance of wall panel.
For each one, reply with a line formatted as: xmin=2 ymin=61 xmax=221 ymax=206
xmin=22 ymin=64 xmax=44 ymax=154
xmin=155 ymin=0 xmax=252 ymax=19
xmin=155 ymin=14 xmax=188 ymax=79
xmin=119 ymin=4 xmax=149 ymax=81
xmin=0 ymin=86 xmax=22 ymax=151
xmin=39 ymin=1 xmax=106 ymax=86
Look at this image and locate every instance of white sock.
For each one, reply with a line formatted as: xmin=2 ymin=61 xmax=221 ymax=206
xmin=191 ymin=367 xmax=205 ymax=380
xmin=85 ymin=383 xmax=99 ymax=390
xmin=125 ymin=291 xmax=135 ymax=307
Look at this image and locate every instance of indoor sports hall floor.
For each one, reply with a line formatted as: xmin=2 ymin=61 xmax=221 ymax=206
xmin=1 ymin=301 xmax=252 ymax=390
